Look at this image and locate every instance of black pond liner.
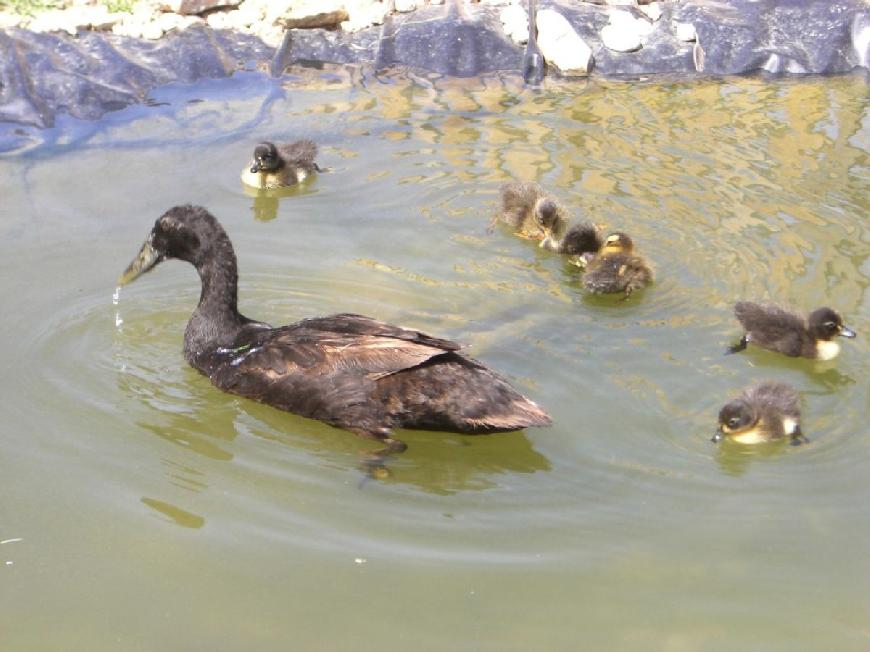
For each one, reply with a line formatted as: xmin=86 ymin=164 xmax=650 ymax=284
xmin=0 ymin=0 xmax=866 ymax=140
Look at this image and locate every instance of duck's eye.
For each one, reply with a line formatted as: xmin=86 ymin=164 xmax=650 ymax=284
xmin=728 ymin=417 xmax=741 ymax=429
xmin=824 ymin=321 xmax=837 ymax=331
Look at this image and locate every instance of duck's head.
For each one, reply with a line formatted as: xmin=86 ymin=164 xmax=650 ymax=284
xmin=250 ymin=142 xmax=280 ymax=173
xmin=601 ymin=232 xmax=633 ymax=254
xmin=713 ymin=399 xmax=757 ymax=443
xmin=535 ymin=198 xmax=563 ymax=233
xmin=807 ymin=307 xmax=856 ymax=341
xmin=118 ymin=205 xmax=225 ymax=285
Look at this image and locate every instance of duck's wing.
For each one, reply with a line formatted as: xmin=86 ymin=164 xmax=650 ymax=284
xmin=219 ymin=313 xmax=463 ymax=383
xmin=279 ymin=140 xmax=318 ymax=167
xmin=734 ymin=302 xmax=805 ymax=354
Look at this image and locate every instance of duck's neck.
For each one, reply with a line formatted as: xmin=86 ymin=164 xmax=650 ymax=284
xmin=184 ymin=238 xmax=247 ymax=365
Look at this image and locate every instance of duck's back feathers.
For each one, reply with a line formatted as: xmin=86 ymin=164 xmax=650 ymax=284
xmin=203 ymin=313 xmax=549 ymax=435
xmin=278 ymin=140 xmax=319 ymax=171
xmin=582 ymin=253 xmax=652 ymax=296
xmin=560 ymin=222 xmax=602 ymax=256
xmin=741 ymin=381 xmax=800 ymax=419
xmin=733 ymin=302 xmax=808 ymax=357
xmin=494 ymin=182 xmax=548 ymax=238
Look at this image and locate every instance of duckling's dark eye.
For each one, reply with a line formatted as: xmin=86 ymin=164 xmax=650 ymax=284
xmin=824 ymin=321 xmax=837 ymax=331
xmin=728 ymin=417 xmax=741 ymax=429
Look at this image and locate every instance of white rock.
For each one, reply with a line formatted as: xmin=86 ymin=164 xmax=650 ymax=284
xmin=394 ymin=0 xmax=417 ymax=12
xmin=342 ymin=1 xmax=388 ymax=32
xmin=0 ymin=12 xmax=24 ymax=29
xmin=429 ymin=0 xmax=445 ymax=4
xmin=639 ymin=1 xmax=662 ymax=22
xmin=140 ymin=21 xmax=164 ymax=39
xmin=600 ymin=11 xmax=644 ymax=52
xmin=605 ymin=0 xmax=637 ymax=5
xmin=676 ymin=22 xmax=697 ymax=42
xmin=481 ymin=0 xmax=515 ymax=5
xmin=535 ymin=9 xmax=593 ymax=76
xmin=500 ymin=4 xmax=528 ymax=45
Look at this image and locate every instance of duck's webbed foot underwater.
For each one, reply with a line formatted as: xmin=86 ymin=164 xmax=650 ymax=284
xmin=725 ymin=335 xmax=749 ymax=355
xmin=790 ymin=426 xmax=809 ymax=446
xmin=352 ymin=427 xmax=408 ymax=483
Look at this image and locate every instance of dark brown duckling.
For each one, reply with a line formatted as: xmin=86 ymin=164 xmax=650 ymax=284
xmin=581 ymin=232 xmax=652 ymax=297
xmin=727 ymin=302 xmax=856 ymax=360
xmin=118 ymin=206 xmax=551 ymax=453
xmin=537 ymin=204 xmax=602 ymax=264
xmin=713 ymin=381 xmax=806 ymax=445
xmin=241 ymin=140 xmax=321 ymax=190
xmin=490 ymin=181 xmax=568 ymax=240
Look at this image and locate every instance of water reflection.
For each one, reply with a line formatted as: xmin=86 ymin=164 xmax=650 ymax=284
xmin=713 ymin=439 xmax=793 ymax=477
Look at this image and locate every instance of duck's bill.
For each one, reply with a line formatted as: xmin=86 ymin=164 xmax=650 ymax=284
xmin=839 ymin=325 xmax=857 ymax=338
xmin=250 ymin=163 xmax=261 ymax=173
xmin=711 ymin=429 xmax=724 ymax=443
xmin=118 ymin=239 xmax=161 ymax=286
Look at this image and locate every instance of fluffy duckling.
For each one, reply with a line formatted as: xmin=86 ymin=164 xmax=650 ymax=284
xmin=119 ymin=206 xmax=551 ymax=453
xmin=241 ymin=140 xmax=321 ymax=190
xmin=538 ymin=206 xmax=602 ymax=263
xmin=491 ymin=182 xmax=568 ymax=240
xmin=727 ymin=302 xmax=856 ymax=360
xmin=581 ymin=232 xmax=652 ymax=297
xmin=713 ymin=381 xmax=805 ymax=445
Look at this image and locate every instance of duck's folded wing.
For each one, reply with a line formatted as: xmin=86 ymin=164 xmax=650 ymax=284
xmin=220 ymin=313 xmax=463 ymax=382
xmin=280 ymin=140 xmax=317 ymax=165
xmin=734 ymin=302 xmax=804 ymax=353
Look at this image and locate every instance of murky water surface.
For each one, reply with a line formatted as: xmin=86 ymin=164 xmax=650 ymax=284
xmin=1 ymin=69 xmax=868 ymax=650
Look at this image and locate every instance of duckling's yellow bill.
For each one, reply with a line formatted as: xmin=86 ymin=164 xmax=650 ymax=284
xmin=118 ymin=239 xmax=161 ymax=286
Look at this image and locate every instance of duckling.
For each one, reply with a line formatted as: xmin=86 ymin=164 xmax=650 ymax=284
xmin=537 ymin=205 xmax=602 ymax=263
xmin=241 ymin=140 xmax=321 ymax=190
xmin=119 ymin=206 xmax=552 ymax=454
xmin=713 ymin=381 xmax=806 ymax=445
xmin=727 ymin=302 xmax=856 ymax=360
xmin=581 ymin=232 xmax=652 ymax=297
xmin=490 ymin=182 xmax=568 ymax=240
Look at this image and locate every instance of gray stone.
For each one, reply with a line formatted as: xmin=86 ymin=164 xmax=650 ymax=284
xmin=173 ymin=0 xmax=243 ymax=16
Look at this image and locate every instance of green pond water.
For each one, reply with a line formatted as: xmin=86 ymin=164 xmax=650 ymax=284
xmin=1 ymin=69 xmax=868 ymax=650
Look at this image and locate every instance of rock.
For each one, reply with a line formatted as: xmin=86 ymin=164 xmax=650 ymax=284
xmin=156 ymin=12 xmax=203 ymax=33
xmin=675 ymin=22 xmax=696 ymax=42
xmin=600 ymin=10 xmax=648 ymax=52
xmin=536 ymin=8 xmax=593 ymax=76
xmin=164 ymin=0 xmax=243 ymax=16
xmin=639 ymin=2 xmax=662 ymax=22
xmin=29 ymin=6 xmax=123 ymax=35
xmin=852 ymin=13 xmax=870 ymax=68
xmin=605 ymin=0 xmax=637 ymax=6
xmin=394 ymin=0 xmax=418 ymax=12
xmin=341 ymin=1 xmax=389 ymax=33
xmin=500 ymin=4 xmax=528 ymax=45
xmin=0 ymin=12 xmax=24 ymax=30
xmin=277 ymin=10 xmax=349 ymax=29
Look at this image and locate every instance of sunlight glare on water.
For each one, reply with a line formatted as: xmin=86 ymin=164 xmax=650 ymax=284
xmin=0 ymin=68 xmax=867 ymax=650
